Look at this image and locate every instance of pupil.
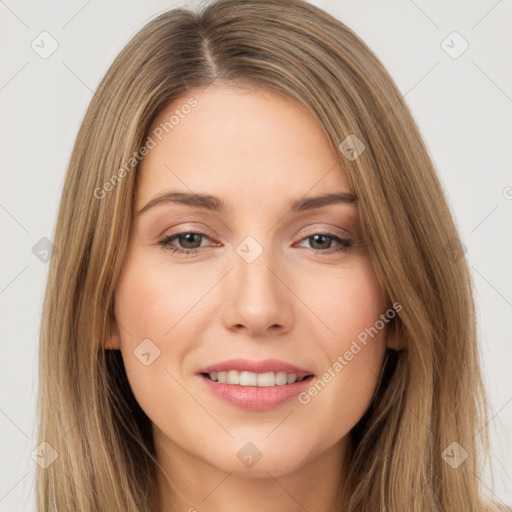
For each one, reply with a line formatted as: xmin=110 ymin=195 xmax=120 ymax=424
xmin=181 ymin=233 xmax=201 ymax=248
xmin=311 ymin=234 xmax=330 ymax=250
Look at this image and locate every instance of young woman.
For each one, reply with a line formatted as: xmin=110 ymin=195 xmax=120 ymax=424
xmin=36 ymin=0 xmax=504 ymax=510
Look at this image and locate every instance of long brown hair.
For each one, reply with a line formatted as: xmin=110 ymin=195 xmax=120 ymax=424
xmin=36 ymin=0 xmax=502 ymax=510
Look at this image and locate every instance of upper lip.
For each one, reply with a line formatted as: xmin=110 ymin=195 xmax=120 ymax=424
xmin=197 ymin=358 xmax=314 ymax=377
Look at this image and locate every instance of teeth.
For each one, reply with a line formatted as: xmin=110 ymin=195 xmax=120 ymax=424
xmin=240 ymin=371 xmax=257 ymax=386
xmin=286 ymin=373 xmax=297 ymax=384
xmin=227 ymin=370 xmax=239 ymax=385
xmin=205 ymin=370 xmax=311 ymax=386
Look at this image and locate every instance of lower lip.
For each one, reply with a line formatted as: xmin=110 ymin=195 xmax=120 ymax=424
xmin=198 ymin=374 xmax=314 ymax=411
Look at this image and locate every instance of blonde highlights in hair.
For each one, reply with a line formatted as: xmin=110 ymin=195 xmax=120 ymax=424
xmin=37 ymin=1 xmax=501 ymax=510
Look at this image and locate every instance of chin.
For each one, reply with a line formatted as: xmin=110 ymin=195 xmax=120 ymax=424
xmin=209 ymin=443 xmax=311 ymax=478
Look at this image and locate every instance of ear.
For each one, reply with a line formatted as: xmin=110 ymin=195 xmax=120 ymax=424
xmin=105 ymin=312 xmax=122 ymax=350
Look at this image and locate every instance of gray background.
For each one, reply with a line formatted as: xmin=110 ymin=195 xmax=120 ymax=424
xmin=1 ymin=0 xmax=511 ymax=510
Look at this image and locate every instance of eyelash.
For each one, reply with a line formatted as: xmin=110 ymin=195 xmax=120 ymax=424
xmin=158 ymin=230 xmax=353 ymax=256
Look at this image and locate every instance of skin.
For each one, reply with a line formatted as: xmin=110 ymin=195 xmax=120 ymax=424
xmin=108 ymin=85 xmax=398 ymax=512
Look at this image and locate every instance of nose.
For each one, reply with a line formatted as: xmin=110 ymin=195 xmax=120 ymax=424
xmin=221 ymin=242 xmax=294 ymax=337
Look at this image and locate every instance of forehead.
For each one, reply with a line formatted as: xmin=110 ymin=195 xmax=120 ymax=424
xmin=136 ymin=85 xmax=351 ymax=212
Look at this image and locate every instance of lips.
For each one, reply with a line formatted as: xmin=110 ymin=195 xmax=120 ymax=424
xmin=197 ymin=358 xmax=314 ymax=377
xmin=196 ymin=358 xmax=316 ymax=410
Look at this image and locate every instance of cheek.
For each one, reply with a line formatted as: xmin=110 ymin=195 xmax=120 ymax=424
xmin=297 ymin=258 xmax=388 ymax=434
xmin=112 ymin=274 xmax=194 ymax=452
xmin=115 ymin=262 xmax=172 ymax=339
xmin=114 ymin=257 xmax=212 ymax=347
xmin=305 ymin=255 xmax=386 ymax=349
xmin=112 ymin=255 xmax=218 ymax=429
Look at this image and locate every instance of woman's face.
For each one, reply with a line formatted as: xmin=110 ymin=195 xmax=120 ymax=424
xmin=109 ymin=85 xmax=396 ymax=478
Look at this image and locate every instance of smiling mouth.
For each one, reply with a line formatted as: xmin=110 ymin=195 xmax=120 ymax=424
xmin=201 ymin=370 xmax=315 ymax=387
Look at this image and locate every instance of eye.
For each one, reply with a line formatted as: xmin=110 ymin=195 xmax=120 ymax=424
xmin=158 ymin=230 xmax=353 ymax=256
xmin=295 ymin=232 xmax=353 ymax=254
xmin=158 ymin=231 xmax=213 ymax=255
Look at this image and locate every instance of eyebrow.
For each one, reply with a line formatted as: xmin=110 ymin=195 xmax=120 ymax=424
xmin=137 ymin=190 xmax=357 ymax=215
